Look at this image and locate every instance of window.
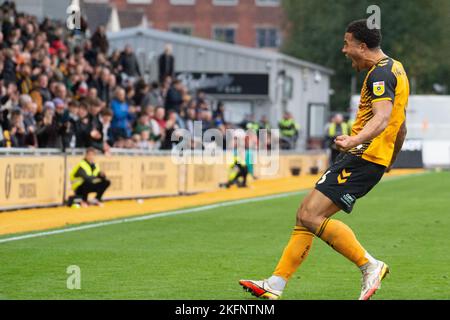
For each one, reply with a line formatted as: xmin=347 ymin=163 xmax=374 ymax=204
xmin=256 ymin=28 xmax=280 ymax=48
xmin=213 ymin=27 xmax=236 ymax=44
xmin=170 ymin=0 xmax=196 ymax=4
xmin=255 ymin=0 xmax=280 ymax=6
xmin=170 ymin=25 xmax=193 ymax=36
xmin=213 ymin=0 xmax=239 ymax=6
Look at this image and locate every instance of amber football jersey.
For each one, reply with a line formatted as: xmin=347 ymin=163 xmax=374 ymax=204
xmin=349 ymin=57 xmax=409 ymax=167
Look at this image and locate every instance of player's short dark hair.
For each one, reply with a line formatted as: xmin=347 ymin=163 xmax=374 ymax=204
xmin=346 ymin=19 xmax=382 ymax=49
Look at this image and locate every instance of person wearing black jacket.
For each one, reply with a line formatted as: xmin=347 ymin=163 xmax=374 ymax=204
xmin=86 ymin=99 xmax=104 ymax=152
xmin=119 ymin=45 xmax=141 ymax=78
xmin=158 ymin=44 xmax=174 ymax=83
xmin=90 ymin=25 xmax=109 ymax=54
xmin=74 ymin=102 xmax=91 ymax=148
xmin=36 ymin=106 xmax=60 ymax=148
xmin=165 ymin=80 xmax=183 ymax=113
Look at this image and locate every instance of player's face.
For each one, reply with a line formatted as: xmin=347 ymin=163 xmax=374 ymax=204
xmin=342 ymin=33 xmax=364 ymax=71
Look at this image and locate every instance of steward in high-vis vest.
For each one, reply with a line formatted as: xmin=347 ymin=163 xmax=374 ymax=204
xmin=226 ymin=152 xmax=248 ymax=188
xmin=67 ymin=147 xmax=110 ymax=208
xmin=278 ymin=112 xmax=300 ymax=150
xmin=325 ymin=113 xmax=350 ymax=164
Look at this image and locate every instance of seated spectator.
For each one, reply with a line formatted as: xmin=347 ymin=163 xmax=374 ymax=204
xmin=9 ymin=108 xmax=36 ymax=148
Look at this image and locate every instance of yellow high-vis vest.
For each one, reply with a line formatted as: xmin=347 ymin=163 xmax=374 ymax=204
xmin=70 ymin=159 xmax=100 ymax=191
xmin=328 ymin=122 xmax=349 ymax=137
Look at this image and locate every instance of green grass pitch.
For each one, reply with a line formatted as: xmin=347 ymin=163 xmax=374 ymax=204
xmin=0 ymin=172 xmax=449 ymax=300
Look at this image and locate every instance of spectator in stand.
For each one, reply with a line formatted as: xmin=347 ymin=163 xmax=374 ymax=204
xmin=66 ymin=100 xmax=79 ymax=149
xmin=10 ymin=108 xmax=36 ymax=147
xmin=1 ymin=48 xmax=16 ymax=85
xmin=259 ymin=115 xmax=271 ymax=131
xmin=96 ymin=67 xmax=111 ymax=105
xmin=165 ymin=79 xmax=183 ymax=113
xmin=141 ymin=81 xmax=164 ymax=108
xmin=30 ymin=73 xmax=51 ymax=113
xmin=200 ymin=109 xmax=214 ymax=134
xmin=134 ymin=112 xmax=151 ymax=136
xmin=99 ymin=108 xmax=113 ymax=151
xmin=161 ymin=110 xmax=179 ymax=150
xmin=91 ymin=25 xmax=109 ymax=55
xmin=142 ymin=105 xmax=161 ymax=147
xmin=158 ymin=43 xmax=175 ymax=83
xmin=36 ymin=105 xmax=60 ymax=148
xmin=74 ymin=101 xmax=90 ymax=148
xmin=53 ymin=98 xmax=70 ymax=149
xmin=21 ymin=99 xmax=38 ymax=144
xmin=111 ymin=87 xmax=132 ymax=142
xmin=83 ymin=39 xmax=97 ymax=67
xmin=86 ymin=97 xmax=104 ymax=152
xmin=184 ymin=107 xmax=196 ymax=136
xmin=213 ymin=101 xmax=226 ymax=125
xmin=16 ymin=63 xmax=32 ymax=94
xmin=119 ymin=45 xmax=141 ymax=79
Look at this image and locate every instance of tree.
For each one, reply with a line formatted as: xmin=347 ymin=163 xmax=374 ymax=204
xmin=282 ymin=0 xmax=450 ymax=111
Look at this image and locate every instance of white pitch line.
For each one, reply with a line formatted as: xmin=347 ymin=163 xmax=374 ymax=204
xmin=0 ymin=190 xmax=307 ymax=244
xmin=0 ymin=171 xmax=428 ymax=244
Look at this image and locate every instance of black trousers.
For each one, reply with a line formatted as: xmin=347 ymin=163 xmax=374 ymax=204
xmin=75 ymin=178 xmax=111 ymax=202
xmin=227 ymin=164 xmax=248 ymax=188
xmin=330 ymin=147 xmax=341 ymax=165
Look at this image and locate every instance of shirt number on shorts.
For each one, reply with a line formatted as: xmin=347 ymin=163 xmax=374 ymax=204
xmin=317 ymin=170 xmax=331 ymax=185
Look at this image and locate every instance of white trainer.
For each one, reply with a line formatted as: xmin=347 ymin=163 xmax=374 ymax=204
xmin=239 ymin=279 xmax=282 ymax=300
xmin=359 ymin=260 xmax=390 ymax=300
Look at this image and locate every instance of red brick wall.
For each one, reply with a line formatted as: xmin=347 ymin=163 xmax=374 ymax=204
xmin=109 ymin=0 xmax=284 ymax=48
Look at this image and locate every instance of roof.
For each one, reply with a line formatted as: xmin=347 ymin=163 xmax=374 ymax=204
xmin=107 ymin=27 xmax=334 ymax=75
xmin=117 ymin=9 xmax=145 ymax=29
xmin=81 ymin=2 xmax=111 ymax=33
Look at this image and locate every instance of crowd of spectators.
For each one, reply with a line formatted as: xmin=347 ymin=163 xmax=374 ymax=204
xmin=0 ymin=2 xmax=234 ymax=153
xmin=0 ymin=2 xmax=297 ymax=153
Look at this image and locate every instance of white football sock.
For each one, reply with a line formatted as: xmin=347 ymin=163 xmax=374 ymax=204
xmin=359 ymin=251 xmax=379 ymax=273
xmin=268 ymin=275 xmax=286 ymax=291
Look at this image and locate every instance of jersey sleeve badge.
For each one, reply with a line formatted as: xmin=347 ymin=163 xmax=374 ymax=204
xmin=373 ymin=81 xmax=385 ymax=96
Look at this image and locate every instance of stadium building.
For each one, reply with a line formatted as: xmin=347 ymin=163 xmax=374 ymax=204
xmin=108 ymin=27 xmax=334 ymax=150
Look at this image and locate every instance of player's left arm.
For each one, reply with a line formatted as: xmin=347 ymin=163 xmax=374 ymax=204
xmin=385 ymin=121 xmax=407 ymax=172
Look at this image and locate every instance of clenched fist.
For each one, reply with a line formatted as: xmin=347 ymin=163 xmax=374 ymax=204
xmin=334 ymin=135 xmax=359 ymax=152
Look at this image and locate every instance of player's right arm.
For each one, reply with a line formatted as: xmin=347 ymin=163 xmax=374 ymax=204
xmin=335 ymin=100 xmax=392 ymax=151
xmin=335 ymin=63 xmax=397 ymax=153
